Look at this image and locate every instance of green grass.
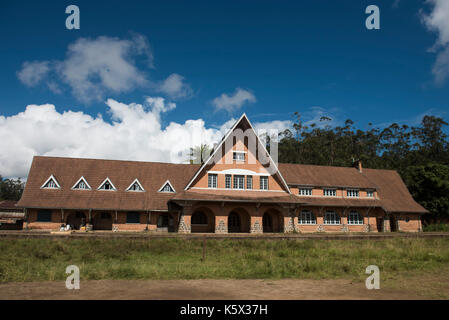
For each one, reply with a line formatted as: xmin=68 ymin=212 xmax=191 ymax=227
xmin=1 ymin=238 xmax=449 ymax=283
xmin=423 ymin=223 xmax=449 ymax=232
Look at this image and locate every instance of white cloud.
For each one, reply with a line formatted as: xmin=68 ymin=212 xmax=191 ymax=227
xmin=0 ymin=97 xmax=287 ymax=178
xmin=17 ymin=34 xmax=154 ymax=103
xmin=157 ymin=73 xmax=193 ymax=99
xmin=17 ymin=61 xmax=50 ymax=87
xmin=212 ymin=88 xmax=256 ymax=113
xmin=421 ymin=0 xmax=449 ymax=84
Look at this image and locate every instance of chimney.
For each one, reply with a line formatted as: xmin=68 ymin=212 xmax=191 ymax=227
xmin=354 ymin=160 xmax=362 ymax=173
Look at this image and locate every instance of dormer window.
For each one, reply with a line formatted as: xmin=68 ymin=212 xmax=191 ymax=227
xmin=72 ymin=177 xmax=91 ymax=190
xmin=233 ymin=151 xmax=245 ymax=161
xmin=41 ymin=175 xmax=61 ymax=189
xmin=126 ymin=179 xmax=145 ymax=192
xmin=98 ymin=178 xmax=116 ymax=191
xmin=158 ymin=180 xmax=175 ymax=193
xmin=347 ymin=189 xmax=359 ymax=198
xmin=323 ymin=189 xmax=336 ymax=197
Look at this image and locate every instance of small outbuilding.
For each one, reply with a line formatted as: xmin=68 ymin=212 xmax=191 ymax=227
xmin=0 ymin=200 xmax=25 ymax=230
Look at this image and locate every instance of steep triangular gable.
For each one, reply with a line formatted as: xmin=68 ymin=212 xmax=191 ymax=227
xmin=126 ymin=178 xmax=145 ymax=192
xmin=97 ymin=177 xmax=116 ymax=191
xmin=158 ymin=180 xmax=176 ymax=193
xmin=40 ymin=174 xmax=61 ymax=189
xmin=184 ymin=114 xmax=291 ymax=193
xmin=71 ymin=176 xmax=91 ymax=190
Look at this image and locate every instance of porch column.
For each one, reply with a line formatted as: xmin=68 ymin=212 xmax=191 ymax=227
xmin=383 ymin=214 xmax=391 ymax=232
xmin=61 ymin=209 xmax=65 ymax=223
xmin=283 ymin=206 xmax=297 ymax=233
xmin=250 ymin=203 xmax=262 ymax=234
xmin=215 ymin=202 xmax=228 ymax=234
xmin=178 ymin=204 xmax=192 ymax=234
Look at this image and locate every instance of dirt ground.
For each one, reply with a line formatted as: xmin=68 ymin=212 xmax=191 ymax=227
xmin=1 ymin=278 xmax=445 ymax=300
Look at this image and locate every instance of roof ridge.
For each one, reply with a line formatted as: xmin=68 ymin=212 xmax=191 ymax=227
xmin=33 ymin=155 xmax=200 ymax=166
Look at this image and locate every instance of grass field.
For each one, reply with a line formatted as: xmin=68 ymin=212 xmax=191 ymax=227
xmin=1 ymin=237 xmax=449 ymax=287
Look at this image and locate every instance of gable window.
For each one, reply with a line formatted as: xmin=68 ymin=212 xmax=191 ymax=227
xmin=98 ymin=178 xmax=116 ymax=191
xmin=323 ymin=189 xmax=336 ymax=197
xmin=233 ymin=151 xmax=245 ymax=161
xmin=366 ymin=190 xmax=374 ymax=198
xmin=127 ymin=179 xmax=145 ymax=192
xmin=324 ymin=211 xmax=340 ymax=225
xmin=41 ymin=175 xmax=60 ymax=189
xmin=191 ymin=212 xmax=208 ymax=225
xmin=72 ymin=177 xmax=91 ymax=190
xmin=246 ymin=175 xmax=253 ymax=189
xmin=225 ymin=175 xmax=232 ymax=189
xmin=208 ymin=174 xmax=217 ymax=188
xmin=158 ymin=180 xmax=175 ymax=193
xmin=348 ymin=211 xmax=363 ymax=225
xmin=233 ymin=175 xmax=244 ymax=189
xmin=37 ymin=209 xmax=52 ymax=222
xmin=126 ymin=212 xmax=140 ymax=224
xmin=299 ymin=188 xmax=312 ymax=196
xmin=299 ymin=210 xmax=316 ymax=224
xmin=260 ymin=176 xmax=269 ymax=190
xmin=347 ymin=189 xmax=359 ymax=198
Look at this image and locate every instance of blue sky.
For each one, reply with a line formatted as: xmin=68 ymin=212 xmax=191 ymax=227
xmin=0 ymin=0 xmax=448 ymax=177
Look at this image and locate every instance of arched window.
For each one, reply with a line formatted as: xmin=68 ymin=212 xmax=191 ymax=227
xmin=191 ymin=212 xmax=207 ymax=225
xmin=324 ymin=211 xmax=340 ymax=225
xmin=299 ymin=210 xmax=316 ymax=224
xmin=348 ymin=211 xmax=363 ymax=225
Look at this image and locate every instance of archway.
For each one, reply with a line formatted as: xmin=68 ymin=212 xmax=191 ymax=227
xmin=263 ymin=209 xmax=283 ymax=233
xmin=66 ymin=211 xmax=86 ymax=230
xmin=191 ymin=208 xmax=215 ymax=233
xmin=92 ymin=212 xmax=113 ymax=230
xmin=228 ymin=208 xmax=250 ymax=233
xmin=157 ymin=213 xmax=175 ymax=232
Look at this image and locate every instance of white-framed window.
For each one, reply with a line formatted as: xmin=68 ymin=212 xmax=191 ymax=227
xmin=41 ymin=175 xmax=61 ymax=189
xmin=98 ymin=178 xmax=116 ymax=191
xmin=299 ymin=188 xmax=312 ymax=196
xmin=233 ymin=151 xmax=245 ymax=161
xmin=208 ymin=174 xmax=217 ymax=188
xmin=246 ymin=175 xmax=253 ymax=189
xmin=298 ymin=210 xmax=316 ymax=224
xmin=233 ymin=175 xmax=244 ymax=189
xmin=347 ymin=189 xmax=359 ymax=197
xmin=126 ymin=179 xmax=145 ymax=192
xmin=366 ymin=190 xmax=374 ymax=198
xmin=324 ymin=211 xmax=340 ymax=225
xmin=348 ymin=211 xmax=364 ymax=225
xmin=323 ymin=189 xmax=336 ymax=197
xmin=72 ymin=176 xmax=91 ymax=190
xmin=260 ymin=176 xmax=269 ymax=190
xmin=225 ymin=175 xmax=232 ymax=189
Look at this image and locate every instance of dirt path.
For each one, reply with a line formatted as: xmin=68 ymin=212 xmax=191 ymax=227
xmin=0 ymin=279 xmax=432 ymax=300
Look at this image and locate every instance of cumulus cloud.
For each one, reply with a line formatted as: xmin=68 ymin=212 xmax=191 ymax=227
xmin=17 ymin=34 xmax=155 ymax=103
xmin=17 ymin=61 xmax=50 ymax=87
xmin=212 ymin=88 xmax=256 ymax=113
xmin=0 ymin=98 xmax=286 ymax=178
xmin=157 ymin=73 xmax=193 ymax=99
xmin=421 ymin=0 xmax=449 ymax=84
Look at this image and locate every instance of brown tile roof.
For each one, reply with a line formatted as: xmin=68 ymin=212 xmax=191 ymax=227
xmin=0 ymin=200 xmax=19 ymax=210
xmin=361 ymin=168 xmax=427 ymax=213
xmin=17 ymin=156 xmax=200 ymax=211
xmin=17 ymin=156 xmax=427 ymax=214
xmin=278 ymin=163 xmax=376 ymax=188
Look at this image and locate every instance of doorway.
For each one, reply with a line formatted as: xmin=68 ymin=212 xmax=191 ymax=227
xmin=376 ymin=217 xmax=384 ymax=232
xmin=389 ymin=216 xmax=397 ymax=232
xmin=157 ymin=213 xmax=174 ymax=232
xmin=228 ymin=212 xmax=241 ymax=233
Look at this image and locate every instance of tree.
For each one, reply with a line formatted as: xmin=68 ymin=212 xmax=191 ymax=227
xmin=187 ymin=144 xmax=212 ymax=165
xmin=0 ymin=175 xmax=25 ymax=201
xmin=403 ymin=164 xmax=449 ymax=223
